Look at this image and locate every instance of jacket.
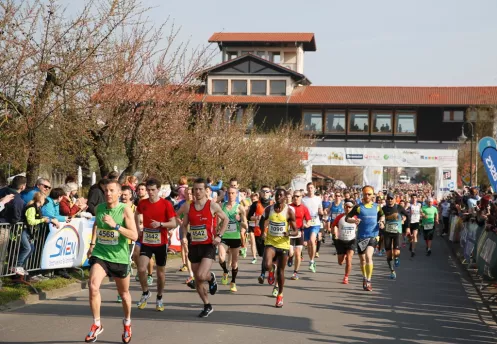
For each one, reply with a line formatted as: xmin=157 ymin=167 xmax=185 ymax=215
xmin=59 ymin=197 xmax=80 ymax=217
xmin=87 ymin=183 xmax=105 ymax=216
xmin=41 ymin=197 xmax=67 ymax=222
xmin=0 ymin=187 xmax=25 ymax=224
xmin=20 ymin=186 xmax=41 ymax=204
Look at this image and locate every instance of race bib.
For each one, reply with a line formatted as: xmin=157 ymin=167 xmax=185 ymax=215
xmin=411 ymin=207 xmax=420 ymax=223
xmin=358 ymin=238 xmax=370 ymax=252
xmin=339 ymin=225 xmax=356 ymax=241
xmin=310 ymin=216 xmax=320 ymax=226
xmin=226 ymin=221 xmax=238 ymax=233
xmin=424 ymin=223 xmax=434 ymax=230
xmin=190 ymin=224 xmax=208 ymax=242
xmin=97 ymin=228 xmax=119 ymax=245
xmin=386 ymin=222 xmax=399 ymax=233
xmin=269 ymin=221 xmax=286 ymax=237
xmin=143 ymin=228 xmax=161 ymax=245
xmin=331 ymin=212 xmax=340 ymax=219
xmin=248 ymin=220 xmax=256 ymax=227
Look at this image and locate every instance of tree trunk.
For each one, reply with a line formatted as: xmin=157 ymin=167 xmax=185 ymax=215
xmin=26 ymin=130 xmax=40 ymax=187
xmin=92 ymin=145 xmax=112 ymax=180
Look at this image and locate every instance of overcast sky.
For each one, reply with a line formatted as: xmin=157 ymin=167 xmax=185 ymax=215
xmin=64 ymin=0 xmax=497 ymax=86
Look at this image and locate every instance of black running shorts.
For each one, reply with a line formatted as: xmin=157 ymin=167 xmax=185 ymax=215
xmin=89 ymin=256 xmax=129 ymax=278
xmin=410 ymin=223 xmax=420 ymax=231
xmin=265 ymin=245 xmax=288 ymax=257
xmin=423 ymin=229 xmax=435 ymax=241
xmin=221 ymin=238 xmax=242 ymax=249
xmin=188 ymin=243 xmax=216 ymax=264
xmin=383 ymin=233 xmax=401 ymax=251
xmin=335 ymin=239 xmax=356 ymax=255
xmin=356 ymin=237 xmax=377 ymax=255
xmin=290 ymin=236 xmax=304 ymax=247
xmin=140 ymin=244 xmax=168 ymax=267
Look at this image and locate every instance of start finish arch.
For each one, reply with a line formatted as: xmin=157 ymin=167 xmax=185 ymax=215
xmin=292 ymin=147 xmax=458 ymax=200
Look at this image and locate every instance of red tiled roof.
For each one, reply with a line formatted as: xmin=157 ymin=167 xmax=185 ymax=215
xmin=208 ymin=32 xmax=316 ymax=51
xmin=196 ymin=95 xmax=288 ymax=104
xmin=288 ymin=86 xmax=497 ymax=106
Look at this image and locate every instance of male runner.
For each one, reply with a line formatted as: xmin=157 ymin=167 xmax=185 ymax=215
xmin=331 ymin=200 xmax=357 ymax=284
xmin=135 ymin=179 xmax=177 ymax=311
xmin=132 ymin=182 xmax=154 ymax=284
xmin=421 ymin=197 xmax=439 ymax=256
xmin=247 ymin=192 xmax=260 ymax=264
xmin=346 ymin=185 xmax=385 ymax=291
xmin=288 ymin=190 xmax=311 ymax=280
xmin=261 ymin=188 xmax=298 ymax=307
xmin=382 ymin=192 xmax=410 ymax=280
xmin=407 ymin=194 xmax=421 ymax=257
xmin=302 ymin=183 xmax=323 ymax=272
xmin=219 ymin=187 xmax=248 ymax=292
xmin=180 ymin=178 xmax=229 ymax=317
xmin=85 ymin=181 xmax=137 ymax=343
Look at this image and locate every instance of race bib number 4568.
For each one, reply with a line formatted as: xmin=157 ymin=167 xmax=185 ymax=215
xmin=97 ymin=228 xmax=119 ymax=245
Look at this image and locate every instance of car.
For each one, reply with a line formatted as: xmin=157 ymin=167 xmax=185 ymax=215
xmin=398 ymin=175 xmax=410 ymax=184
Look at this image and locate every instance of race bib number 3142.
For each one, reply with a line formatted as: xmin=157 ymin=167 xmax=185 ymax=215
xmin=143 ymin=228 xmax=161 ymax=245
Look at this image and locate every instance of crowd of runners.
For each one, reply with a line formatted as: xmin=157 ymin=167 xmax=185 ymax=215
xmin=84 ymin=177 xmax=443 ymax=343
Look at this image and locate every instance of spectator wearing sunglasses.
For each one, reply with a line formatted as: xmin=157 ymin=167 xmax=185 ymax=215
xmin=21 ymin=178 xmax=52 ymax=204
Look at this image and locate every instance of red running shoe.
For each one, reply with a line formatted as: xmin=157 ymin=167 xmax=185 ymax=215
xmin=275 ymin=295 xmax=284 ymax=308
xmin=268 ymin=265 xmax=276 ymax=285
xmin=122 ymin=322 xmax=132 ymax=343
xmin=85 ymin=324 xmax=103 ymax=343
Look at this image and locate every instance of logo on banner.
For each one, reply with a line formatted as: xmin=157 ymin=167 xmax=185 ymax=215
xmin=402 ymin=150 xmax=419 ymax=155
xmin=383 ymin=154 xmax=389 ymax=160
xmin=447 ymin=181 xmax=455 ymax=189
xmin=328 ymin=152 xmax=344 ymax=161
xmin=346 ymin=154 xmax=363 ymax=160
xmin=49 ymin=224 xmax=79 ymax=259
xmin=364 ymin=154 xmax=380 ymax=160
xmin=443 ymin=170 xmax=451 ymax=180
xmin=420 ymin=155 xmax=438 ymax=160
xmin=480 ymin=137 xmax=497 ymax=192
xmin=438 ymin=156 xmax=456 ymax=161
xmin=373 ymin=170 xmax=382 ymax=175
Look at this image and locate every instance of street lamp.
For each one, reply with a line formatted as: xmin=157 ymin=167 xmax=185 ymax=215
xmin=458 ymin=122 xmax=474 ymax=186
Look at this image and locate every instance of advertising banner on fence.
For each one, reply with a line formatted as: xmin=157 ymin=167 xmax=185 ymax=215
xmin=479 ymin=137 xmax=497 ymax=192
xmin=40 ymin=218 xmax=94 ymax=269
xmin=476 ymin=230 xmax=497 ymax=279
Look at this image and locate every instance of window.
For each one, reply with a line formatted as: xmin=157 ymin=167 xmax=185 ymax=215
xmin=251 ymin=80 xmax=267 ymax=95
xmin=395 ymin=112 xmax=416 ymax=135
xmin=443 ymin=110 xmax=464 ymax=122
xmin=256 ymin=51 xmax=267 ymax=60
xmin=231 ymin=80 xmax=247 ymax=95
xmin=235 ymin=108 xmax=244 ymax=123
xmin=303 ymin=110 xmax=323 ymax=133
xmin=325 ymin=111 xmax=346 ymax=134
xmin=212 ymin=79 xmax=228 ymax=95
xmin=227 ymin=51 xmax=238 ymax=60
xmin=372 ymin=111 xmax=392 ymax=134
xmin=270 ymin=80 xmax=286 ymax=95
xmin=270 ymin=52 xmax=281 ymax=63
xmin=348 ymin=111 xmax=369 ymax=134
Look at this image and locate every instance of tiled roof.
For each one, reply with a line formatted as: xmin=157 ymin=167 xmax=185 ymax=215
xmin=287 ymin=86 xmax=497 ymax=106
xmin=196 ymin=95 xmax=289 ymax=104
xmin=208 ymin=32 xmax=316 ymax=51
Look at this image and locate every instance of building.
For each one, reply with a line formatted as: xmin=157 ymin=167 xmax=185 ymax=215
xmin=199 ymin=32 xmax=497 ymax=196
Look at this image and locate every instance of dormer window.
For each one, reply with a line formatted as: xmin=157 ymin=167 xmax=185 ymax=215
xmin=227 ymin=51 xmax=238 ymax=60
xmin=251 ymin=80 xmax=267 ymax=95
xmin=270 ymin=80 xmax=286 ymax=95
xmin=212 ymin=80 xmax=228 ymax=95
xmin=231 ymin=80 xmax=248 ymax=95
xmin=270 ymin=52 xmax=281 ymax=63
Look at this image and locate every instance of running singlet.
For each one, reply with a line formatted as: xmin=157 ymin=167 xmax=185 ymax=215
xmin=348 ymin=203 xmax=381 ymax=239
xmin=383 ymin=205 xmax=403 ymax=234
xmin=335 ymin=214 xmax=357 ymax=241
xmin=421 ymin=206 xmax=438 ymax=230
xmin=188 ymin=200 xmax=215 ymax=245
xmin=330 ymin=201 xmax=344 ymax=221
xmin=410 ymin=203 xmax=421 ymax=223
xmin=92 ymin=203 xmax=129 ymax=264
xmin=137 ymin=198 xmax=176 ymax=247
xmin=302 ymin=196 xmax=322 ymax=226
xmin=221 ymin=202 xmax=241 ymax=240
xmin=265 ymin=204 xmax=290 ymax=250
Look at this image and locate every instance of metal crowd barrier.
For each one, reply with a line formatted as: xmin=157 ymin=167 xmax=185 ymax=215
xmin=0 ymin=222 xmax=49 ymax=279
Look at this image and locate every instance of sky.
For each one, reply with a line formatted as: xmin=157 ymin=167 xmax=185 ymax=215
xmin=61 ymin=0 xmax=497 ymax=86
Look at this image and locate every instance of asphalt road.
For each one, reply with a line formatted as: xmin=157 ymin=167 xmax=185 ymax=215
xmin=1 ymin=237 xmax=496 ymax=344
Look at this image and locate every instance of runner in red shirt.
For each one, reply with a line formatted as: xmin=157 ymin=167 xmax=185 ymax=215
xmin=135 ymin=178 xmax=177 ymax=312
xmin=288 ymin=190 xmax=311 ymax=280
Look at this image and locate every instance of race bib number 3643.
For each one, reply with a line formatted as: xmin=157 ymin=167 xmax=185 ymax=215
xmin=97 ymin=228 xmax=119 ymax=245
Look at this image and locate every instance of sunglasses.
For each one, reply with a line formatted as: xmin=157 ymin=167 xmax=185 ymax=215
xmin=262 ymin=190 xmax=271 ymax=193
xmin=41 ymin=184 xmax=52 ymax=190
xmin=387 ymin=197 xmax=394 ymax=200
xmin=293 ymin=195 xmax=302 ymax=198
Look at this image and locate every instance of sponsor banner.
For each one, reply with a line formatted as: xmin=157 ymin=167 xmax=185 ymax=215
xmin=478 ymin=136 xmax=497 ymax=156
xmin=363 ymin=166 xmax=383 ymax=191
xmin=480 ymin=141 xmax=497 ymax=192
xmin=434 ymin=167 xmax=457 ymax=201
xmin=306 ymin=147 xmax=457 ymax=168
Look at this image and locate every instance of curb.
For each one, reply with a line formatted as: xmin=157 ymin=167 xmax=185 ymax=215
xmin=0 ymin=277 xmax=113 ymax=312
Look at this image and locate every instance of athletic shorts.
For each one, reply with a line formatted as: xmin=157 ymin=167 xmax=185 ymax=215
xmin=423 ymin=229 xmax=435 ymax=241
xmin=248 ymin=226 xmax=255 ymax=233
xmin=265 ymin=245 xmax=288 ymax=257
xmin=140 ymin=244 xmax=168 ymax=267
xmin=89 ymin=256 xmax=129 ymax=278
xmin=304 ymin=226 xmax=320 ymax=241
xmin=410 ymin=223 xmax=420 ymax=231
xmin=290 ymin=236 xmax=304 ymax=247
xmin=356 ymin=237 xmax=378 ymax=255
xmin=188 ymin=243 xmax=216 ymax=264
xmin=221 ymin=238 xmax=242 ymax=249
xmin=383 ymin=233 xmax=401 ymax=251
xmin=255 ymin=236 xmax=265 ymax=257
xmin=335 ymin=239 xmax=356 ymax=255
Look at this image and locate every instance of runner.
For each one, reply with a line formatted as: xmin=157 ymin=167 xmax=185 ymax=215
xmin=247 ymin=192 xmax=260 ymax=264
xmin=421 ymin=197 xmax=439 ymax=256
xmin=261 ymin=188 xmax=298 ymax=307
xmin=382 ymin=192 xmax=410 ymax=280
xmin=321 ymin=193 xmax=331 ymax=236
xmin=331 ymin=200 xmax=357 ymax=284
xmin=399 ymin=200 xmax=409 ymax=248
xmin=288 ymin=190 xmax=311 ymax=280
xmin=302 ymin=183 xmax=323 ymax=273
xmin=117 ymin=186 xmax=136 ymax=303
xmin=407 ymin=194 xmax=422 ymax=257
xmin=176 ymin=187 xmax=196 ymax=289
xmin=346 ymin=185 xmax=385 ymax=291
xmin=135 ymin=179 xmax=177 ymax=311
xmin=132 ymin=182 xmax=154 ymax=285
xmin=219 ymin=187 xmax=248 ymax=292
xmin=85 ymin=181 xmax=137 ymax=343
xmin=180 ymin=178 xmax=229 ymax=317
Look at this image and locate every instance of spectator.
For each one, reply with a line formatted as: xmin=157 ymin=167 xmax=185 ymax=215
xmin=60 ymin=182 xmax=87 ymax=217
xmin=177 ymin=176 xmax=189 ymax=201
xmin=20 ymin=177 xmax=51 ymax=204
xmin=206 ymin=177 xmax=223 ymax=196
xmin=0 ymin=176 xmax=27 ymax=224
xmin=87 ymin=179 xmax=109 ymax=215
xmin=166 ymin=188 xmax=180 ymax=210
xmin=107 ymin=170 xmax=119 ymax=181
xmin=123 ymin=175 xmax=138 ymax=191
xmin=15 ymin=192 xmax=51 ymax=276
xmin=134 ymin=182 xmax=148 ymax=206
xmin=41 ymin=187 xmax=68 ymax=224
xmin=0 ymin=194 xmax=15 ymax=214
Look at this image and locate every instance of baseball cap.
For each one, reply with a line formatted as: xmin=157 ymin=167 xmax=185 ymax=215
xmin=386 ymin=192 xmax=395 ymax=199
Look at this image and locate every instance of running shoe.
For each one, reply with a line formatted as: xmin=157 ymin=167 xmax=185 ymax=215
xmin=230 ymin=282 xmax=237 ymax=293
xmin=315 ymin=252 xmax=320 ymax=258
xmin=272 ymin=286 xmax=279 ymax=297
xmin=198 ymin=304 xmax=213 ymax=318
xmin=275 ymin=294 xmax=284 ymax=308
xmin=122 ymin=322 xmax=132 ymax=343
xmin=85 ymin=323 xmax=103 ymax=343
xmin=179 ymin=264 xmax=188 ymax=272
xmin=309 ymin=262 xmax=316 ymax=273
xmin=377 ymin=250 xmax=384 ymax=257
xmin=426 ymin=250 xmax=432 ymax=256
xmin=117 ymin=295 xmax=122 ymax=303
xmin=258 ymin=274 xmax=265 ymax=284
xmin=187 ymin=277 xmax=196 ymax=289
xmin=147 ymin=275 xmax=153 ymax=286
xmin=221 ymin=273 xmax=229 ymax=285
xmin=156 ymin=298 xmax=164 ymax=312
xmin=401 ymin=242 xmax=406 ymax=248
xmin=240 ymin=247 xmax=247 ymax=258
xmin=291 ymin=272 xmax=299 ymax=280
xmin=362 ymin=278 xmax=367 ymax=290
xmin=381 ymin=249 xmax=386 ymax=255
xmin=268 ymin=267 xmax=275 ymax=285
xmin=208 ymin=272 xmax=217 ymax=295
xmin=390 ymin=271 xmax=396 ymax=280
xmin=288 ymin=256 xmax=293 ymax=267
xmin=365 ymin=281 xmax=373 ymax=291
xmin=394 ymin=258 xmax=400 ymax=268
xmin=137 ymin=291 xmax=150 ymax=309
xmin=342 ymin=276 xmax=349 ymax=284
xmin=409 ymin=243 xmax=412 ymax=252
xmin=411 ymin=252 xmax=415 ymax=258
xmin=251 ymin=258 xmax=257 ymax=264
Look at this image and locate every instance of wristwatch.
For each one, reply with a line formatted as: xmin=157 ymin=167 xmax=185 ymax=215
xmin=216 ymin=233 xmax=222 ymax=239
xmin=114 ymin=224 xmax=121 ymax=231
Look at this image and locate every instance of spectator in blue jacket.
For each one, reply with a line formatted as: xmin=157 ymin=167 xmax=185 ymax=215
xmin=41 ymin=187 xmax=67 ymax=225
xmin=0 ymin=175 xmax=27 ymax=224
xmin=20 ymin=178 xmax=51 ymax=204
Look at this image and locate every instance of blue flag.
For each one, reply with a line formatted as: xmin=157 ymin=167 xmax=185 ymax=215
xmin=480 ymin=144 xmax=497 ymax=192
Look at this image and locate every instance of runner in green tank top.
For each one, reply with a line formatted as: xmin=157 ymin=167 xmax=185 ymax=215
xmin=85 ymin=180 xmax=138 ymax=344
xmin=218 ymin=187 xmax=247 ymax=292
